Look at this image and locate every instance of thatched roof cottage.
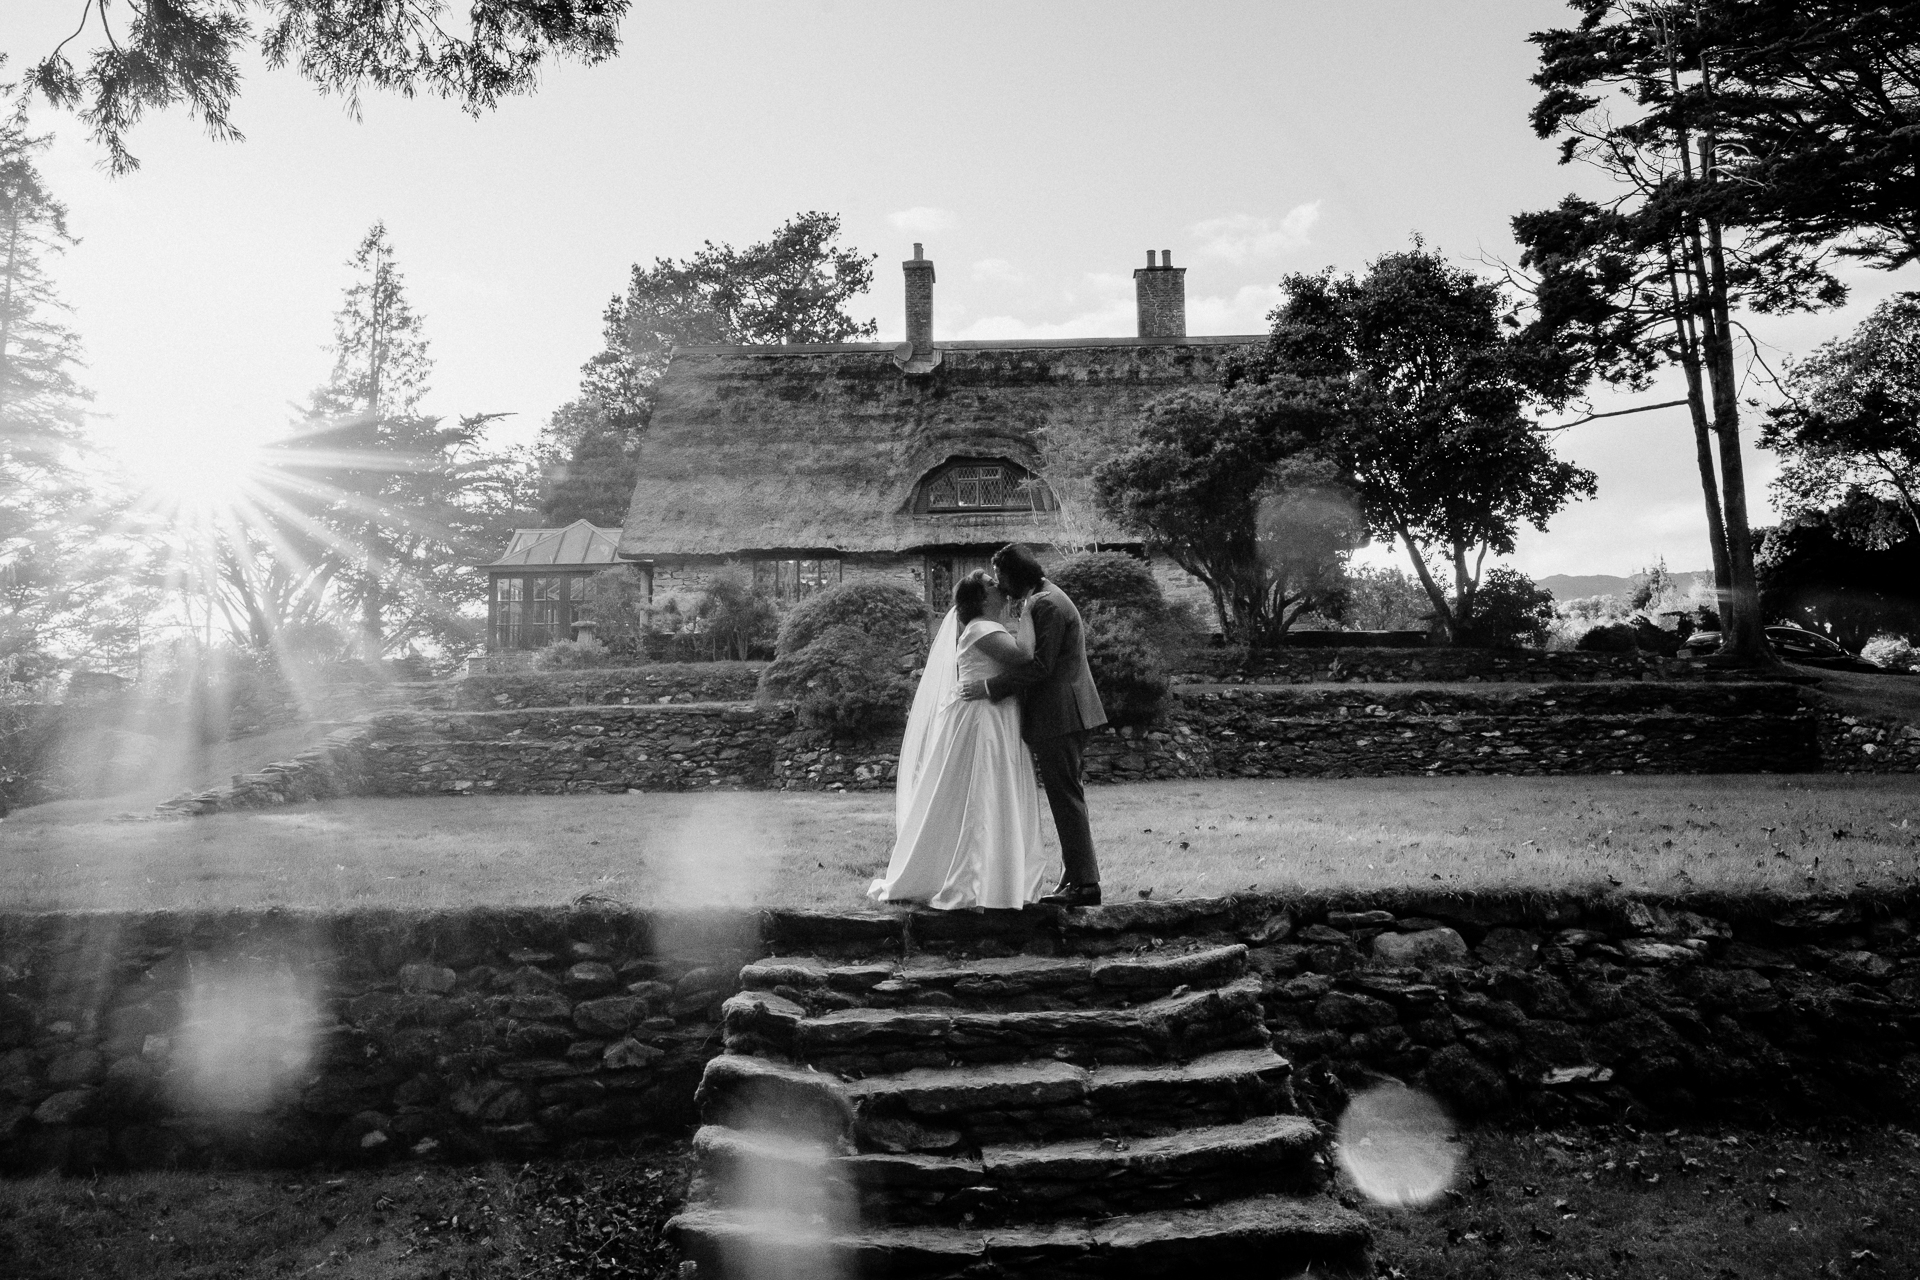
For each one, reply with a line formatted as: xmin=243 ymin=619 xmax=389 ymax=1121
xmin=616 ymin=246 xmax=1261 ymax=617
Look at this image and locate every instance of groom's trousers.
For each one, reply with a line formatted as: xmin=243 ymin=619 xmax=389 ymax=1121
xmin=1033 ymin=730 xmax=1098 ymax=886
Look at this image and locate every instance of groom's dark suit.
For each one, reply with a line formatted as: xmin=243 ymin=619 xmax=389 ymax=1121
xmin=984 ymin=580 xmax=1108 ymax=886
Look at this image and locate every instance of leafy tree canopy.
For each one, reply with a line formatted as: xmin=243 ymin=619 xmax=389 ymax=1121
xmin=1761 ymin=292 xmax=1920 ymax=538
xmin=1093 ymin=381 xmax=1356 ymax=651
xmin=1755 ymin=492 xmax=1920 ymax=651
xmin=27 ymin=0 xmax=628 ymax=174
xmin=1256 ymin=246 xmax=1595 ymax=644
xmin=1533 ymin=0 xmax=1920 ymax=272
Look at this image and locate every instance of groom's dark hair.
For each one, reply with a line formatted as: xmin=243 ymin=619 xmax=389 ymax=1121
xmin=992 ymin=543 xmax=1045 ymax=595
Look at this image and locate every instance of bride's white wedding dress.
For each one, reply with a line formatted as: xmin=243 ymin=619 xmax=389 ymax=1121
xmin=866 ymin=610 xmax=1047 ymax=910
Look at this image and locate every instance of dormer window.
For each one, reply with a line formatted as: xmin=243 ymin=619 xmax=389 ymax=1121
xmin=915 ymin=459 xmax=1056 ymax=514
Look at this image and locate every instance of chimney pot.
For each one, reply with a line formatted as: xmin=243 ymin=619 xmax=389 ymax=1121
xmin=1146 ymin=250 xmax=1155 ymax=267
xmin=913 ymin=242 xmax=923 ymax=260
xmin=1161 ymin=249 xmax=1172 ymax=267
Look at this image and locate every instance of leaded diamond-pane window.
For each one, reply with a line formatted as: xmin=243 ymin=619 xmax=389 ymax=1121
xmin=920 ymin=460 xmax=1051 ymax=513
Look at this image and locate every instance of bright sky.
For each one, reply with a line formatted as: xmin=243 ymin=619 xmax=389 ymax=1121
xmin=11 ymin=0 xmax=1917 ymax=578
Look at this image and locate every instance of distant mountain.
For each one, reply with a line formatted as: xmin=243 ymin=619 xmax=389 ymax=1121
xmin=1538 ymin=570 xmax=1714 ymax=602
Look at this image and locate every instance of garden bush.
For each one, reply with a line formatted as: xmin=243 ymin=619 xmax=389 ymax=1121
xmin=760 ymin=624 xmax=917 ymax=735
xmin=1575 ymin=622 xmax=1638 ymax=652
xmin=1081 ymin=604 xmax=1171 ymax=727
xmin=776 ymin=582 xmax=930 ymax=656
xmin=1862 ymin=636 xmax=1920 ymax=672
xmin=1048 ymin=552 xmax=1169 ymax=624
xmin=1049 ymin=552 xmax=1178 ymax=724
xmin=531 ymin=636 xmax=621 ymax=671
xmin=692 ymin=570 xmax=778 ymax=661
xmin=1458 ymin=567 xmax=1556 ymax=649
xmin=760 ymin=583 xmax=930 ymax=735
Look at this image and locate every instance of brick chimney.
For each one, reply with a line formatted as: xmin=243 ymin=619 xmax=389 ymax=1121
xmin=904 ymin=243 xmax=936 ymax=358
xmin=1134 ymin=249 xmax=1186 ymax=338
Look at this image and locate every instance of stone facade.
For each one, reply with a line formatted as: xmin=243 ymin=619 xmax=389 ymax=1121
xmin=8 ymin=891 xmax=1920 ymax=1174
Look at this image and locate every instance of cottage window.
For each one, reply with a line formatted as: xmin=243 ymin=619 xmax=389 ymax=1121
xmin=753 ymin=557 xmax=842 ymax=601
xmin=495 ymin=578 xmax=526 ymax=648
xmin=917 ymin=460 xmax=1053 ymax=514
xmin=490 ymin=572 xmax=601 ymax=650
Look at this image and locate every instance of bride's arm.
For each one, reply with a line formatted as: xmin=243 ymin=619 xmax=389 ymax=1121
xmin=973 ymin=628 xmax=1029 ymax=667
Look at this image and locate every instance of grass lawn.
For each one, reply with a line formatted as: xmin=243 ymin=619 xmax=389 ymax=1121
xmin=4 ymin=774 xmax=1918 ymax=912
xmin=1 ymin=1123 xmax=1914 ymax=1279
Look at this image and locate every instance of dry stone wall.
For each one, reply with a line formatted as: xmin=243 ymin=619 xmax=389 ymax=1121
xmin=152 ymin=679 xmax=1915 ymax=819
xmin=445 ymin=665 xmax=767 ymax=713
xmin=1178 ymin=646 xmax=1704 ymax=685
xmin=8 ymin=891 xmax=1920 ymax=1174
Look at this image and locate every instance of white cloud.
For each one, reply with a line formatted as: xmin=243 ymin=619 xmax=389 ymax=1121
xmin=1189 ymin=204 xmax=1322 ymax=263
xmin=888 ymin=206 xmax=958 ymax=234
xmin=970 ymin=257 xmax=1024 ymax=284
xmin=1187 ymin=283 xmax=1286 ymax=335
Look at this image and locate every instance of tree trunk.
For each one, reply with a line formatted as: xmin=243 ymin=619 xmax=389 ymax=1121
xmin=1666 ymin=263 xmax=1734 ymax=626
xmin=1397 ymin=525 xmax=1455 ymax=643
xmin=1699 ymin=198 xmax=1770 ymax=661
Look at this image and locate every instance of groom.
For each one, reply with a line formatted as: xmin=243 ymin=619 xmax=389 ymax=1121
xmin=960 ymin=544 xmax=1108 ymax=907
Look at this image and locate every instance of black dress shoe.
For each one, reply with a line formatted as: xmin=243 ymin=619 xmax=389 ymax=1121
xmin=1039 ymin=882 xmax=1102 ymax=907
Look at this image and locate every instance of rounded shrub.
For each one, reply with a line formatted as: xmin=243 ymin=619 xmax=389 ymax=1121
xmin=1575 ymin=622 xmax=1637 ymax=652
xmin=1459 ymin=567 xmax=1556 ymax=649
xmin=531 ymin=636 xmax=620 ymax=671
xmin=761 ymin=583 xmax=931 ymax=736
xmin=1048 ymin=552 xmax=1168 ymax=624
xmin=1081 ymin=604 xmax=1171 ymax=727
xmin=776 ymin=582 xmax=930 ymax=656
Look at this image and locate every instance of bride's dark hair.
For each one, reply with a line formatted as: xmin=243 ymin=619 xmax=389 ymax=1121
xmin=953 ymin=570 xmax=994 ymax=625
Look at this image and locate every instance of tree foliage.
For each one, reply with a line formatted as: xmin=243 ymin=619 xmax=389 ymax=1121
xmin=1755 ymin=494 xmax=1920 ymax=651
xmin=540 ymin=211 xmax=876 ymax=524
xmin=0 ymin=80 xmax=156 ymax=680
xmin=1259 ymin=247 xmax=1594 ymax=644
xmin=205 ymin=222 xmax=537 ymax=656
xmin=1762 ymin=292 xmax=1920 ymax=538
xmin=27 ymin=0 xmax=629 ymax=174
xmin=1539 ymin=1 xmax=1920 ymax=273
xmin=1518 ymin=1 xmax=1878 ymax=664
xmin=1093 ymin=383 xmax=1354 ymax=651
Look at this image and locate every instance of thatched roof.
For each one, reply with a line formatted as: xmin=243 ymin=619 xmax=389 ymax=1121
xmin=484 ymin=520 xmax=623 ymax=569
xmin=617 ymin=336 xmax=1260 ymax=558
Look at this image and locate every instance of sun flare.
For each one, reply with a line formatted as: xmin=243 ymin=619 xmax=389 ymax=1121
xmin=107 ymin=419 xmax=269 ymax=517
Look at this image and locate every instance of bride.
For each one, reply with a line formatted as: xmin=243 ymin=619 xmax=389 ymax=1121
xmin=866 ymin=571 xmax=1047 ymax=910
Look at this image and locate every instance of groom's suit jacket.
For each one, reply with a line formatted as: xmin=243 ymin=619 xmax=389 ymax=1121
xmin=984 ymin=579 xmax=1108 ymax=743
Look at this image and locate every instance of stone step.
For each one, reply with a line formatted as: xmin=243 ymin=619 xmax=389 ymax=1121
xmin=671 ymin=1191 xmax=1372 ymax=1279
xmin=693 ymin=1046 xmax=1297 ymax=1150
xmin=741 ymin=945 xmax=1249 ymax=1013
xmin=694 ymin=1114 xmax=1325 ymax=1226
xmin=722 ymin=977 xmax=1270 ymax=1072
xmin=852 ymin=1046 xmax=1297 ymax=1150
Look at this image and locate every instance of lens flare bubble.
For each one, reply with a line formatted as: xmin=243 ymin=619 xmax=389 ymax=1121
xmin=176 ymin=966 xmax=318 ymax=1113
xmin=1334 ymin=1083 xmax=1460 ymax=1207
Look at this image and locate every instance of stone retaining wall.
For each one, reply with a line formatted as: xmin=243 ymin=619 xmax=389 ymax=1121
xmin=9 ymin=891 xmax=1920 ymax=1173
xmin=0 ymin=907 xmax=756 ymax=1174
xmin=1176 ymin=646 xmax=1702 ymax=686
xmin=444 ymin=665 xmax=766 ymax=712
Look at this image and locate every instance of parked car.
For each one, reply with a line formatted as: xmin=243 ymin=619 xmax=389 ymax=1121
xmin=1680 ymin=625 xmax=1886 ymax=671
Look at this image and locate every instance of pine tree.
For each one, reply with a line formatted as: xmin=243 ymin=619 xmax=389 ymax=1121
xmin=0 ymin=83 xmax=146 ymax=679
xmin=291 ymin=223 xmax=533 ymax=655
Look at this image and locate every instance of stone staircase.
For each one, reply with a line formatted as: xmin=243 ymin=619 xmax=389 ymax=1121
xmin=670 ymin=909 xmax=1371 ymax=1278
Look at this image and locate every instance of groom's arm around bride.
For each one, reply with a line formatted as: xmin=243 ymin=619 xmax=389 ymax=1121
xmin=961 ymin=544 xmax=1108 ymax=904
